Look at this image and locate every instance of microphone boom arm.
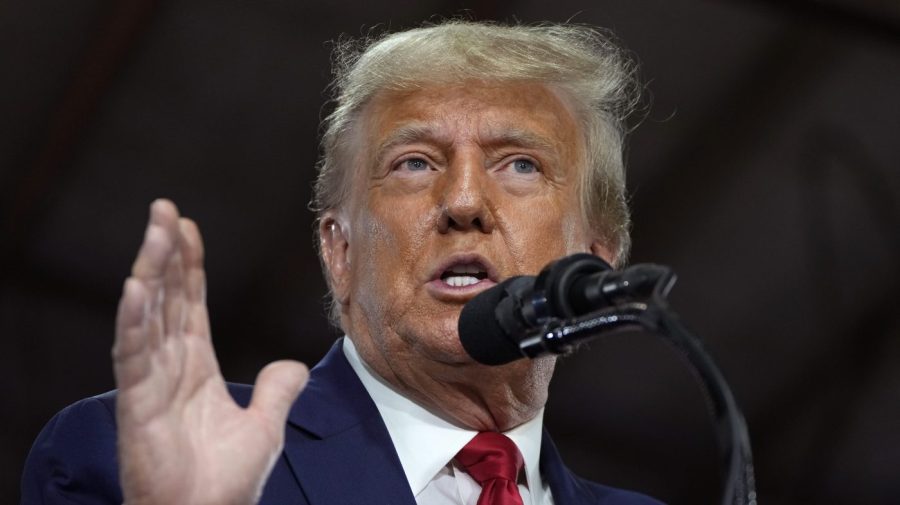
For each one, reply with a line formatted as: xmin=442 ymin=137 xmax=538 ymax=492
xmin=515 ymin=267 xmax=757 ymax=505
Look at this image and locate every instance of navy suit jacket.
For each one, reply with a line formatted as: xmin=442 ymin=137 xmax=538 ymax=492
xmin=22 ymin=339 xmax=663 ymax=505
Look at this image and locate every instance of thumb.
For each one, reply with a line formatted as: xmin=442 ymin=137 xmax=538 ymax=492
xmin=250 ymin=360 xmax=309 ymax=430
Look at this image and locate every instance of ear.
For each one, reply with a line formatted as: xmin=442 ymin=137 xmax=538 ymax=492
xmin=590 ymin=239 xmax=617 ymax=267
xmin=319 ymin=212 xmax=352 ymax=305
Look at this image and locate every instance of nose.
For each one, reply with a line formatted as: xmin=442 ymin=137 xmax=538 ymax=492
xmin=436 ymin=153 xmax=495 ymax=234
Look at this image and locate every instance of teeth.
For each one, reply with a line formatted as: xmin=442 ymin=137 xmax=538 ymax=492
xmin=441 ymin=262 xmax=487 ymax=287
xmin=444 ymin=275 xmax=480 ymax=287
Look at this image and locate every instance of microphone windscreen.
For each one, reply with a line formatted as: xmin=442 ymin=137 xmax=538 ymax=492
xmin=458 ymin=278 xmax=525 ymax=366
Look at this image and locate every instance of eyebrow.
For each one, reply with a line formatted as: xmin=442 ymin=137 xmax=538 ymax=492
xmin=373 ymin=123 xmax=449 ymax=169
xmin=479 ymin=127 xmax=557 ymax=153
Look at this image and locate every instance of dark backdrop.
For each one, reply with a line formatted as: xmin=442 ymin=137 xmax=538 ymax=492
xmin=2 ymin=0 xmax=898 ymax=504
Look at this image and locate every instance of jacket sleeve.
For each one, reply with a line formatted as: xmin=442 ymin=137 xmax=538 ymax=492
xmin=21 ymin=394 xmax=123 ymax=505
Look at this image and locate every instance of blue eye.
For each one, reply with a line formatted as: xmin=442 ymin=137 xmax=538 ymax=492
xmin=512 ymin=159 xmax=537 ymax=174
xmin=402 ymin=158 xmax=429 ymax=171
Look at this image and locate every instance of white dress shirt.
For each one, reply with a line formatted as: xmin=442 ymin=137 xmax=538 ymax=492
xmin=342 ymin=338 xmax=554 ymax=505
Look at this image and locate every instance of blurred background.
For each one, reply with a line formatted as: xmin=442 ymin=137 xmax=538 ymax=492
xmin=2 ymin=0 xmax=898 ymax=503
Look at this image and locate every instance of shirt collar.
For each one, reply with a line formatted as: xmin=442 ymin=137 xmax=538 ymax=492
xmin=342 ymin=337 xmax=546 ymax=497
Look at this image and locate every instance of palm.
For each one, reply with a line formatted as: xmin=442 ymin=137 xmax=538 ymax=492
xmin=113 ymin=200 xmax=307 ymax=505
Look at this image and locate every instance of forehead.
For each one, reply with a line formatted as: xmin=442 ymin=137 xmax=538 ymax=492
xmin=359 ymin=81 xmax=584 ymax=155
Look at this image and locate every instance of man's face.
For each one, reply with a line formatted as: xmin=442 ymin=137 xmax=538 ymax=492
xmin=325 ymin=80 xmax=609 ymax=372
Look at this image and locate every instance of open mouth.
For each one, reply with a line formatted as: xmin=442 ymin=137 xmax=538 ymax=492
xmin=440 ymin=263 xmax=489 ymax=287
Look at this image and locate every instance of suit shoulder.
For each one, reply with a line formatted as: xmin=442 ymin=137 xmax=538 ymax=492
xmin=21 ymin=392 xmax=122 ymax=504
xmin=21 ymin=384 xmax=253 ymax=505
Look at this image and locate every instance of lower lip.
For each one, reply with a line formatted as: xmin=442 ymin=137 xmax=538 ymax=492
xmin=426 ymin=278 xmax=497 ymax=302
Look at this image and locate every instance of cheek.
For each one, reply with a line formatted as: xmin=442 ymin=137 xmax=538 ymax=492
xmin=509 ymin=197 xmax=590 ymax=265
xmin=560 ymin=211 xmax=592 ymax=253
xmin=347 ymin=216 xmax=387 ymax=317
xmin=350 ymin=203 xmax=433 ymax=306
xmin=551 ymin=193 xmax=592 ymax=252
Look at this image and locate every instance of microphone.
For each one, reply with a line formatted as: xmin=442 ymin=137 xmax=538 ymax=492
xmin=458 ymin=255 xmax=758 ymax=505
xmin=458 ymin=253 xmax=673 ymax=365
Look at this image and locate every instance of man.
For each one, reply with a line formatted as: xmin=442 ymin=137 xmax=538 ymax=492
xmin=22 ymin=21 xmax=662 ymax=505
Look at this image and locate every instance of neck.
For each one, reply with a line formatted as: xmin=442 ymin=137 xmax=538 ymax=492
xmin=346 ymin=326 xmax=555 ymax=432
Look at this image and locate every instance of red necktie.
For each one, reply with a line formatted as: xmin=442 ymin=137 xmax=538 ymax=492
xmin=455 ymin=432 xmax=525 ymax=505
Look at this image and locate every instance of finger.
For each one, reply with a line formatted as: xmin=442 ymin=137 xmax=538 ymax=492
xmin=112 ymin=278 xmax=152 ymax=390
xmin=162 ymin=247 xmax=186 ymax=341
xmin=249 ymin=361 xmax=309 ymax=432
xmin=178 ymin=218 xmax=205 ymax=275
xmin=132 ymin=199 xmax=181 ymax=279
xmin=132 ymin=200 xmax=181 ymax=349
xmin=178 ymin=218 xmax=210 ymax=340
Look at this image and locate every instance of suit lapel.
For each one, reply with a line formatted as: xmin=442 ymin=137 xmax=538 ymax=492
xmin=279 ymin=339 xmax=603 ymax=505
xmin=541 ymin=428 xmax=593 ymax=505
xmin=281 ymin=339 xmax=417 ymax=505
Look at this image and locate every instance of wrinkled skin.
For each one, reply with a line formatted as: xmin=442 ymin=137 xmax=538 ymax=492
xmin=320 ymin=81 xmax=614 ymax=431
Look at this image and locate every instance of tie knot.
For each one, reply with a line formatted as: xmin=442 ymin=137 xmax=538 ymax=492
xmin=455 ymin=432 xmax=524 ymax=484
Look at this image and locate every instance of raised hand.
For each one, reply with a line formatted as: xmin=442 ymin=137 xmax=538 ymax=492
xmin=112 ymin=199 xmax=308 ymax=505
